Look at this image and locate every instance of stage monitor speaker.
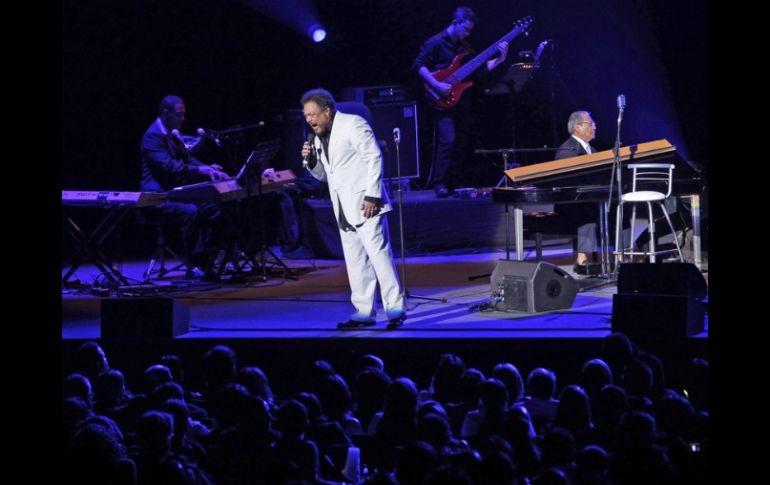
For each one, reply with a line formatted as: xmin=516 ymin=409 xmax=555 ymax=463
xmin=612 ymin=293 xmax=706 ymax=343
xmin=101 ymin=298 xmax=190 ymax=339
xmin=612 ymin=262 xmax=707 ymax=343
xmin=490 ymin=260 xmax=578 ymax=313
xmin=616 ymin=262 xmax=707 ymax=299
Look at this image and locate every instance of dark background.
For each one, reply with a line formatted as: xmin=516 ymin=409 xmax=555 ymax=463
xmin=62 ymin=0 xmax=707 ymax=190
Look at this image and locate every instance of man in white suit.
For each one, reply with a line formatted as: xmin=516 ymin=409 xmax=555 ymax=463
xmin=300 ymin=88 xmax=406 ymax=329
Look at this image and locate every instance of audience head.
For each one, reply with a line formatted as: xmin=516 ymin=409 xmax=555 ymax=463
xmin=63 ymin=373 xmax=93 ymax=407
xmin=431 ymin=353 xmax=466 ymax=404
xmin=275 ymin=399 xmax=310 ymax=440
xmin=158 ymin=354 xmax=184 ymax=383
xmin=580 ymin=358 xmax=613 ymax=398
xmin=479 ymin=377 xmax=509 ymax=414
xmin=94 ymin=369 xmax=128 ymax=409
xmin=554 ymin=385 xmax=592 ymax=434
xmin=73 ymin=341 xmax=109 ymax=381
xmin=142 ymin=364 xmax=172 ymax=395
xmin=355 ymin=353 xmax=385 ymax=375
xmin=527 ymin=367 xmax=557 ymax=400
xmin=492 ymin=362 xmax=524 ymax=404
xmin=235 ymin=366 xmax=274 ymax=405
xmin=202 ymin=344 xmax=237 ymax=392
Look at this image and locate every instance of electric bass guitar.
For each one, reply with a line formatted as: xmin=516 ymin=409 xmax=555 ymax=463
xmin=424 ymin=16 xmax=534 ymax=110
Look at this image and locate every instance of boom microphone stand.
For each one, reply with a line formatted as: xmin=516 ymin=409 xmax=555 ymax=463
xmin=393 ymin=127 xmax=446 ymax=303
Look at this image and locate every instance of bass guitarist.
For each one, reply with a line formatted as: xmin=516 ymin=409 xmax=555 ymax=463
xmin=413 ymin=6 xmax=508 ymax=198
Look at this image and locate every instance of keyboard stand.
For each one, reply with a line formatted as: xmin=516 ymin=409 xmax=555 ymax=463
xmin=62 ymin=206 xmax=132 ymax=287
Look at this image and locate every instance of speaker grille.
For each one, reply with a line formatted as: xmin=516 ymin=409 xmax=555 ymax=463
xmin=502 ymin=275 xmax=529 ymax=311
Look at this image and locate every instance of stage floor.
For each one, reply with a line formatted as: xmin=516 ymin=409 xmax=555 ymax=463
xmin=61 ymin=247 xmax=708 ymax=341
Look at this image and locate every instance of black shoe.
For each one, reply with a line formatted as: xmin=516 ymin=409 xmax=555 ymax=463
xmin=573 ymin=262 xmax=602 ymax=276
xmin=337 ymin=320 xmax=376 ymax=329
xmin=386 ymin=315 xmax=406 ymax=330
xmin=435 ymin=184 xmax=450 ymax=198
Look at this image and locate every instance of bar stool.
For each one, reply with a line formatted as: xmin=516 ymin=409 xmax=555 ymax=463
xmin=614 ymin=163 xmax=684 ymax=264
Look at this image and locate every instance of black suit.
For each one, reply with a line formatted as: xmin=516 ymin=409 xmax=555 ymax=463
xmin=554 ymin=135 xmax=593 ymax=161
xmin=140 ymin=118 xmax=220 ymax=268
xmin=555 ymin=136 xmax=598 ymax=254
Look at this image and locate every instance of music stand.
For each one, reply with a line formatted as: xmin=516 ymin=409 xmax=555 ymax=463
xmin=234 ymin=139 xmax=298 ymax=282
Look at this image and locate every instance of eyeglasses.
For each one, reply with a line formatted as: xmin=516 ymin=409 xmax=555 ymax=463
xmin=579 ymin=121 xmax=596 ymax=127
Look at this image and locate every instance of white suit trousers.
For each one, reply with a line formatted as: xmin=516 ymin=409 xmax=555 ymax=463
xmin=339 ymin=214 xmax=405 ymax=322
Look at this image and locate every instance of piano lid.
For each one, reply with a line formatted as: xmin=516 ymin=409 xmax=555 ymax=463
xmin=504 ymin=139 xmax=677 ymax=184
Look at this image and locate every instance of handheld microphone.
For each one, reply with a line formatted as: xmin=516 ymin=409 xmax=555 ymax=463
xmin=303 ymin=132 xmax=315 ymax=169
xmin=617 ymin=94 xmax=626 ymax=111
xmin=196 ymin=128 xmax=223 ymax=147
xmin=393 ymin=128 xmax=401 ymax=144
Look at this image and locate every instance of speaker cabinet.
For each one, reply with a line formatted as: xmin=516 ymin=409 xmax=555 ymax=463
xmin=616 ymin=262 xmax=707 ymax=299
xmin=612 ymin=294 xmax=706 ymax=343
xmin=490 ymin=260 xmax=578 ymax=312
xmin=101 ymin=298 xmax=190 ymax=339
xmin=612 ymin=263 xmax=707 ymax=343
xmin=368 ymin=103 xmax=420 ymax=179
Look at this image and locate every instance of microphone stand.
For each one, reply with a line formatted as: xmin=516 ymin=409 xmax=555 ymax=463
xmin=607 ymin=100 xmax=624 ymax=276
xmin=393 ymin=128 xmax=447 ymax=304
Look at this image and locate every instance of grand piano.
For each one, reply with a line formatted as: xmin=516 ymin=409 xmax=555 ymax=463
xmin=491 ymin=139 xmax=706 ymax=272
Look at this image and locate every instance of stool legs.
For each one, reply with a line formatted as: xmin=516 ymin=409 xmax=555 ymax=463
xmin=614 ymin=200 xmax=684 ymax=264
xmin=659 ymin=202 xmax=684 ymax=262
xmin=646 ymin=201 xmax=656 ymax=262
xmin=142 ymin=225 xmax=187 ymax=282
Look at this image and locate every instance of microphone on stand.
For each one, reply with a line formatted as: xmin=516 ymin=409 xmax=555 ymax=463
xmin=617 ymin=94 xmax=626 ymax=122
xmin=393 ymin=127 xmax=401 ymax=144
xmin=303 ymin=132 xmax=315 ymax=169
xmin=197 ymin=128 xmax=223 ymax=147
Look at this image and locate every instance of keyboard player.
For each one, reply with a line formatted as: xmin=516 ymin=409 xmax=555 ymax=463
xmin=140 ymin=94 xmax=229 ymax=278
xmin=554 ymin=110 xmax=600 ymax=275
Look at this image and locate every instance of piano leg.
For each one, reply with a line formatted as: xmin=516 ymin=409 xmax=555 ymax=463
xmin=690 ymin=194 xmax=702 ymax=269
xmin=504 ymin=203 xmax=511 ymax=260
xmin=598 ymin=200 xmax=611 ymax=277
xmin=514 ymin=206 xmax=524 ymax=261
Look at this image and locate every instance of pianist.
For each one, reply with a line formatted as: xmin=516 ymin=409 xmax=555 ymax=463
xmin=555 ymin=111 xmax=600 ymax=275
xmin=140 ymin=95 xmax=229 ymax=278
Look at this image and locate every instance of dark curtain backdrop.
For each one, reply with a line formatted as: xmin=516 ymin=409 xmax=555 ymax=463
xmin=62 ymin=0 xmax=707 ymax=190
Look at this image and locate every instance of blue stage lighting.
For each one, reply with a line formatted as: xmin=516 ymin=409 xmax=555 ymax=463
xmin=308 ymin=24 xmax=326 ymax=43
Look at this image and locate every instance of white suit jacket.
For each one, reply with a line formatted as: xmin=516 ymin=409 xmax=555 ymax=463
xmin=308 ymin=111 xmax=392 ymax=228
